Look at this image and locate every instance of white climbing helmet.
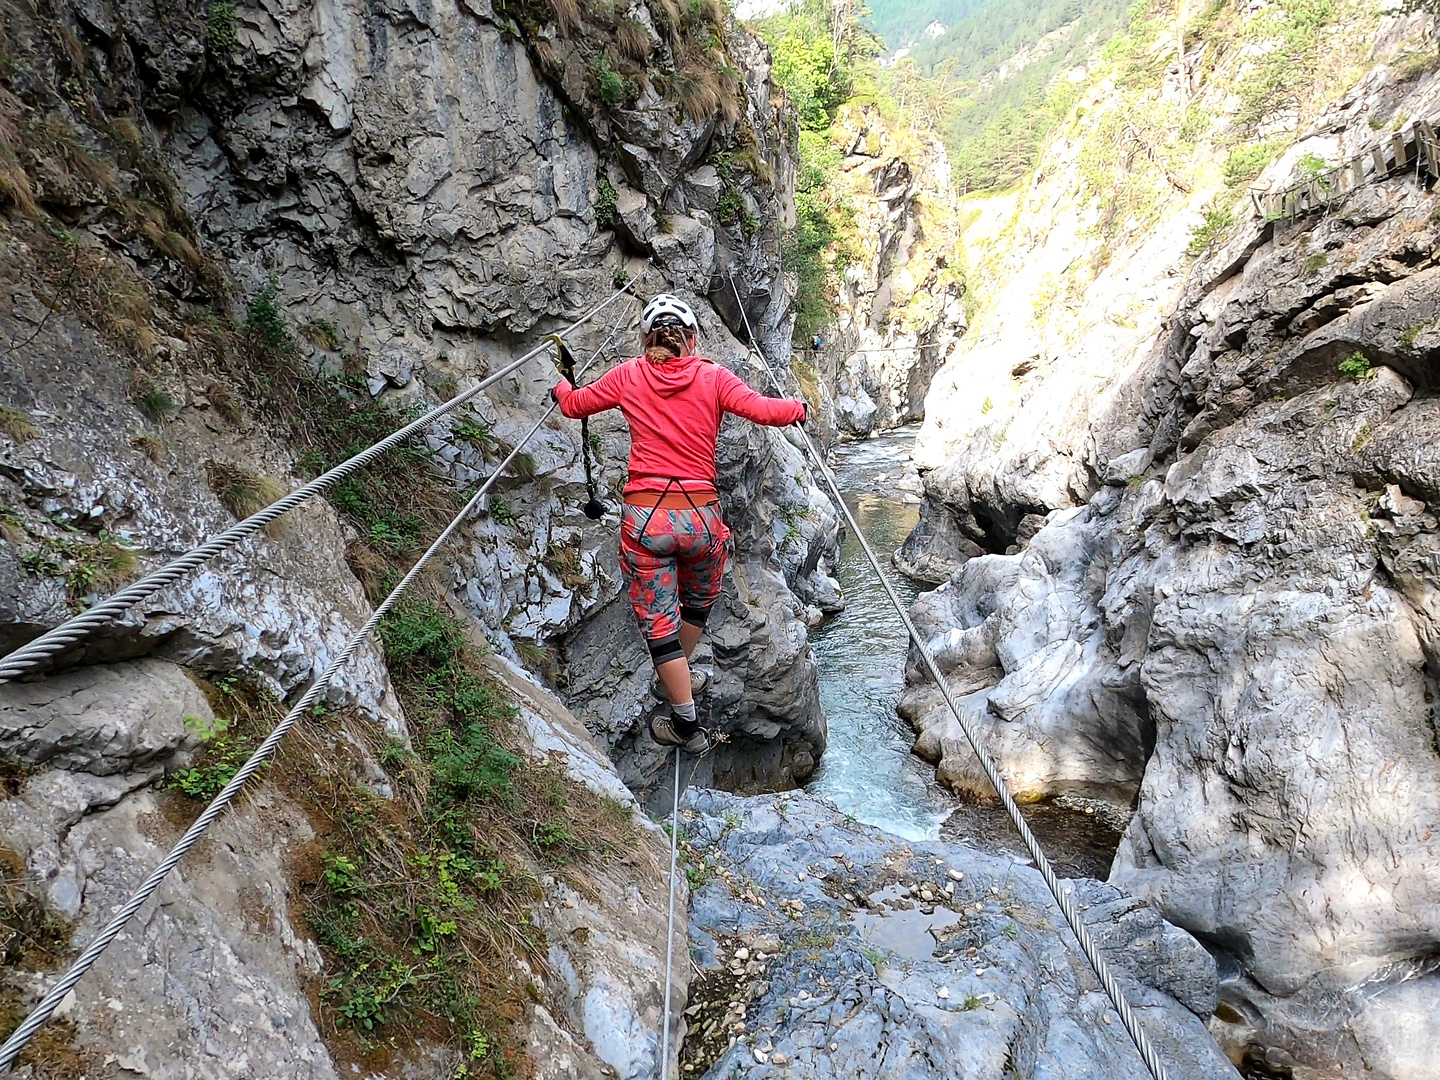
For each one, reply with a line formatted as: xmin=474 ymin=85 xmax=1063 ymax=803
xmin=642 ymin=293 xmax=699 ymax=337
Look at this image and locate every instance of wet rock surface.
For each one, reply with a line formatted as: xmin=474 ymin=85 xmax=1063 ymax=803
xmin=680 ymin=788 xmax=1235 ymax=1080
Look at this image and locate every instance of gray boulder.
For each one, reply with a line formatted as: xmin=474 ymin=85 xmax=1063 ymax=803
xmin=0 ymin=659 xmax=208 ymax=777
xmin=681 ymin=789 xmax=1236 ymax=1080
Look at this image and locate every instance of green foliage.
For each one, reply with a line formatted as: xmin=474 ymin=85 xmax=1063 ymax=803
xmin=246 ymin=278 xmax=297 ymax=358
xmin=489 ymin=497 xmax=516 ymax=526
xmin=770 ymin=24 xmax=850 ymax=131
xmin=595 ymin=174 xmax=617 ymax=227
xmin=1338 ymin=352 xmax=1373 ymax=381
xmin=453 ymin=419 xmax=495 ymax=449
xmin=715 ymin=188 xmax=758 ymax=236
xmin=949 ymin=74 xmax=1087 ymax=193
xmin=1186 ymin=201 xmax=1237 ymax=257
xmin=1224 ymin=141 xmax=1281 ymax=187
xmin=862 ymin=0 xmax=1127 ymax=193
xmin=206 ymin=0 xmax=237 ymax=67
xmin=1297 ymin=152 xmax=1329 ymax=179
xmin=20 ymin=532 xmax=141 ymax=607
xmin=379 ymin=601 xmax=520 ymax=806
xmin=292 ymin=595 xmax=635 ymax=1070
xmin=593 ymin=53 xmax=626 ymax=106
xmin=170 ymin=715 xmax=254 ymax=799
xmin=379 ymin=601 xmax=467 ymax=672
xmin=1075 ymin=97 xmax=1185 ymax=241
xmin=1234 ymin=0 xmax=1340 ymax=134
xmin=134 ymin=382 xmax=177 ymax=423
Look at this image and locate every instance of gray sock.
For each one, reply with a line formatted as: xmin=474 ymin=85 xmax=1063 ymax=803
xmin=671 ymin=700 xmax=698 ymax=735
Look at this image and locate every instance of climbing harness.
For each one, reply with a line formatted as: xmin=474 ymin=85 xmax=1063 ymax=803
xmin=0 ymin=280 xmax=637 ymax=685
xmin=548 ymin=333 xmax=606 ymax=520
xmin=724 ymin=273 xmax=1174 ymax=1080
xmin=0 ymin=297 xmax=639 ymax=1071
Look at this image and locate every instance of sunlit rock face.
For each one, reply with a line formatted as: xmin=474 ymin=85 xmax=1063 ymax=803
xmin=811 ymin=104 xmax=967 ymax=440
xmin=895 ymin=20 xmax=1440 ymax=1079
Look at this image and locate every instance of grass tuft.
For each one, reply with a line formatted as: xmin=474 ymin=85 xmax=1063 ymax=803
xmin=617 ymin=17 xmax=653 ymax=61
xmin=207 ymin=382 xmax=246 ymax=425
xmin=205 ymin=461 xmax=288 ymax=521
xmin=129 ymin=429 xmax=165 ymax=462
xmin=132 ymin=378 xmax=177 ymax=424
xmin=20 ymin=533 xmax=142 ymax=605
xmin=0 ymin=404 xmax=38 ymax=441
xmin=548 ymin=0 xmax=580 ymax=36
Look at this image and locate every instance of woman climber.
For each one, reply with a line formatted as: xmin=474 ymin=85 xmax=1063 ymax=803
xmin=552 ymin=293 xmax=807 ymax=754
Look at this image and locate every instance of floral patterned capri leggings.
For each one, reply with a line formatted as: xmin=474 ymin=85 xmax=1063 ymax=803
xmin=619 ymin=501 xmax=731 ymax=665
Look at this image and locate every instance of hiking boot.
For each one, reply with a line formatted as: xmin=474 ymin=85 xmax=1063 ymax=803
xmin=651 ymin=666 xmax=711 ymax=701
xmin=649 ymin=709 xmax=712 ymax=755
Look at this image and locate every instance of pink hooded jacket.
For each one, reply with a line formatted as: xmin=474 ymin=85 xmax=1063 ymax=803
xmin=554 ymin=354 xmax=806 ymax=498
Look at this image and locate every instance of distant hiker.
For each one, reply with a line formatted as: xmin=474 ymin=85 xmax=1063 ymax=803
xmin=811 ymin=333 xmax=823 ymax=352
xmin=552 ymin=293 xmax=807 ymax=753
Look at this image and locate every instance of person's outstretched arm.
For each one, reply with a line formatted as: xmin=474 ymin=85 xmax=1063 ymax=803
xmin=715 ymin=366 xmax=806 ymax=426
xmin=554 ymin=363 xmax=629 ymax=418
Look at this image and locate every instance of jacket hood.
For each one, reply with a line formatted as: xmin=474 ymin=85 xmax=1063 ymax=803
xmin=638 ymin=353 xmax=710 ymax=398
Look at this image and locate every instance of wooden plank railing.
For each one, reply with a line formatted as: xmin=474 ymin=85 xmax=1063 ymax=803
xmin=1249 ymin=119 xmax=1440 ymax=222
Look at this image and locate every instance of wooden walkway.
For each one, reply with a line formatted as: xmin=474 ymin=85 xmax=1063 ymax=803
xmin=1250 ymin=119 xmax=1440 ymax=221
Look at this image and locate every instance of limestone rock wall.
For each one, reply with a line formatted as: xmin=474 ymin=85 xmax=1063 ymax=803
xmin=810 ymin=105 xmax=966 ymax=439
xmin=896 ymin=16 xmax=1440 ymax=1079
xmin=0 ymin=0 xmax=837 ymax=1074
xmin=152 ymin=0 xmax=839 ymax=780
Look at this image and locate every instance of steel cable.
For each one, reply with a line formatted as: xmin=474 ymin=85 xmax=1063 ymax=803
xmin=0 ymin=298 xmax=638 ymax=1070
xmin=725 ymin=273 xmax=1174 ymax=1080
xmin=0 ymin=282 xmax=636 ymax=684
xmin=660 ymin=746 xmax=682 ymax=1080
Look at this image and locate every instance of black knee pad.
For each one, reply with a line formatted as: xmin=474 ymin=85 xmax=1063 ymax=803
xmin=680 ymin=605 xmax=712 ymax=628
xmin=649 ymin=635 xmax=684 ymax=665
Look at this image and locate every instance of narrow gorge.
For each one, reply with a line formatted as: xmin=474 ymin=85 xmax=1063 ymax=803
xmin=1 ymin=1 xmax=1437 ymax=1079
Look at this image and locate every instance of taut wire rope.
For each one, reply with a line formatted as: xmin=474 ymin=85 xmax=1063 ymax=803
xmin=725 ymin=273 xmax=1174 ymax=1080
xmin=0 ymin=297 xmax=639 ymax=1071
xmin=0 ymin=281 xmax=637 ymax=684
xmin=660 ymin=746 xmax=682 ymax=1080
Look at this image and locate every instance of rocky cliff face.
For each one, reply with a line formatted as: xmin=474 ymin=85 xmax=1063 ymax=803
xmin=0 ymin=0 xmax=838 ymax=1073
xmin=810 ymin=104 xmax=966 ymax=439
xmin=897 ymin=9 xmax=1440 ymax=1078
xmin=154 ymin=0 xmax=841 ymax=781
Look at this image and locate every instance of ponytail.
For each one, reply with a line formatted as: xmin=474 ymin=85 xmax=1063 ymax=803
xmin=645 ymin=326 xmax=692 ymax=362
